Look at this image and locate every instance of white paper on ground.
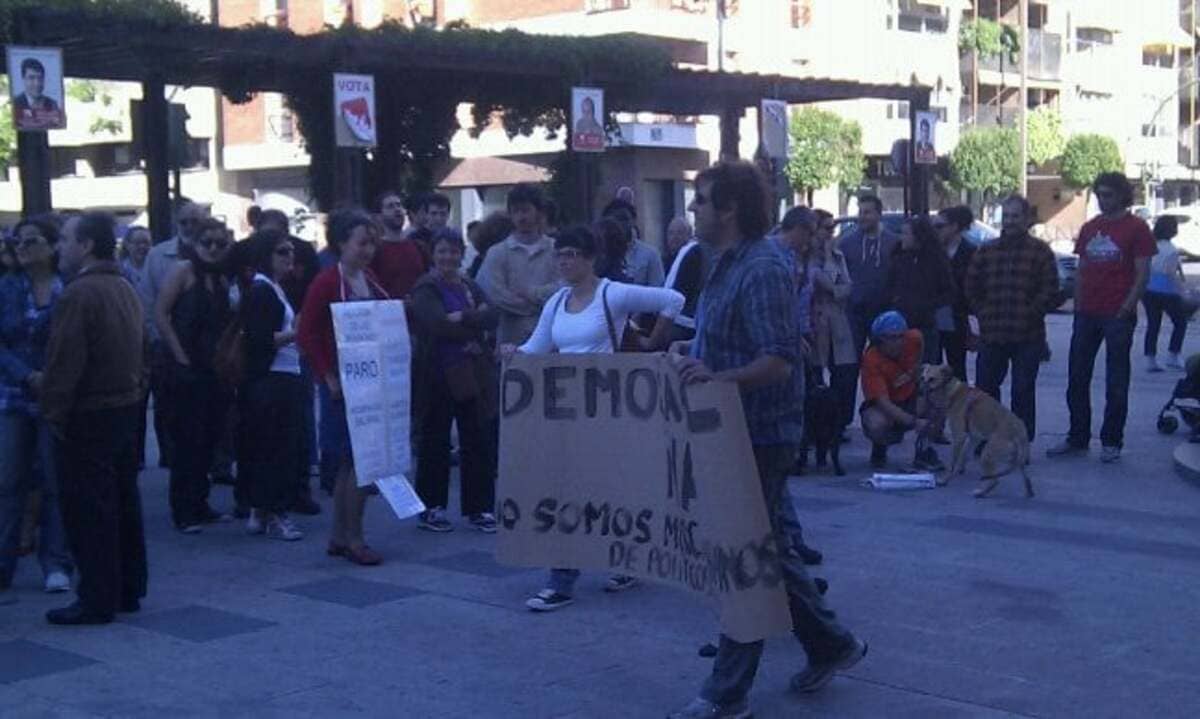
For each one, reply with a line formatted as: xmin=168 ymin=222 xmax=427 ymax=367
xmin=375 ymin=476 xmax=425 ymax=520
xmin=864 ymin=473 xmax=936 ymax=490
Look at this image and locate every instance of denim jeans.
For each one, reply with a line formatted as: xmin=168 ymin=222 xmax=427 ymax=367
xmin=976 ymin=340 xmax=1043 ymax=442
xmin=1067 ymin=314 xmax=1135 ymax=448
xmin=1142 ymin=292 xmax=1189 ymax=357
xmin=700 ymin=444 xmax=855 ymax=707
xmin=0 ymin=412 xmax=73 ymax=585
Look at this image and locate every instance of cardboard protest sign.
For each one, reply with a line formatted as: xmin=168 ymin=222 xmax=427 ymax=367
xmin=496 ymin=353 xmax=792 ymax=642
xmin=331 ymin=301 xmax=422 ymax=517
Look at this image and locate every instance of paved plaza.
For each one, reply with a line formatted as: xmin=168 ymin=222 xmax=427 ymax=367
xmin=2 ymin=311 xmax=1200 ymax=718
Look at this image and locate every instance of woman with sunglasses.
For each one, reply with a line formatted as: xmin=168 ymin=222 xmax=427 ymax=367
xmin=298 ymin=209 xmax=389 ymax=566
xmin=235 ymin=230 xmax=305 ymax=542
xmin=0 ymin=216 xmax=74 ymax=600
xmin=501 ymin=225 xmax=684 ymax=612
xmin=156 ymin=218 xmax=235 ymax=533
xmin=807 ymin=209 xmax=858 ymax=432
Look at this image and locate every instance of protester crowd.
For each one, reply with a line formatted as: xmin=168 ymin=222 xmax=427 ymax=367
xmin=0 ymin=161 xmax=1181 ymax=718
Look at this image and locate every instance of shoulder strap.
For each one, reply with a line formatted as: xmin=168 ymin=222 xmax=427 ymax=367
xmin=600 ymin=281 xmax=622 ymax=352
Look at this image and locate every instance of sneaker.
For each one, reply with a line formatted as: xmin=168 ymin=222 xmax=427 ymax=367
xmin=178 ymin=523 xmax=203 ymax=534
xmin=913 ymin=447 xmax=945 ymax=472
xmin=525 ymin=589 xmax=574 ymax=612
xmin=1046 ymin=439 xmax=1087 ymax=458
xmin=870 ymin=444 xmax=887 ymax=469
xmin=43 ymin=571 xmax=70 ymax=594
xmin=245 ymin=510 xmax=265 ymax=535
xmin=1167 ymin=353 xmax=1185 ymax=370
xmin=266 ymin=515 xmax=304 ymax=541
xmin=201 ymin=507 xmax=233 ymax=524
xmin=666 ymin=696 xmax=751 ymax=719
xmin=790 ymin=636 xmax=869 ymax=693
xmin=1147 ymin=356 xmax=1163 ymax=373
xmin=468 ymin=513 xmax=497 ymax=533
xmin=1100 ymin=445 xmax=1121 ymax=463
xmin=796 ymin=545 xmax=824 ymax=566
xmin=418 ymin=508 xmax=454 ymax=533
xmin=604 ymin=575 xmax=640 ymax=593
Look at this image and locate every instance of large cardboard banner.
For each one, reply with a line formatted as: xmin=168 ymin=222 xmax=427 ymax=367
xmin=496 ymin=353 xmax=792 ymax=642
xmin=331 ymin=301 xmax=422 ymax=517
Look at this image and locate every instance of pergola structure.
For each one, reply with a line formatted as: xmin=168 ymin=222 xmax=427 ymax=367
xmin=10 ymin=7 xmax=932 ymax=240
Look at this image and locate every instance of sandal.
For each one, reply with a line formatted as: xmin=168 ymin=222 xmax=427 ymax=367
xmin=344 ymin=544 xmax=382 ymax=566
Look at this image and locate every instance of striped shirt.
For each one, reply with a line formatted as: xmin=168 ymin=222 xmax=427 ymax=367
xmin=692 ymin=238 xmax=803 ymax=446
xmin=964 ymin=233 xmax=1059 ymax=345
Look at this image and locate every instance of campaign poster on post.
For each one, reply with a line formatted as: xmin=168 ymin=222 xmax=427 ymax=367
xmin=914 ymin=110 xmax=938 ymax=165
xmin=331 ymin=300 xmax=423 ymax=518
xmin=571 ymin=86 xmax=605 ymax=153
xmin=7 ymin=46 xmax=66 ymax=132
xmin=495 ymin=353 xmax=793 ymax=643
xmin=760 ymin=99 xmax=789 ymax=161
xmin=333 ymin=73 xmax=377 ymax=148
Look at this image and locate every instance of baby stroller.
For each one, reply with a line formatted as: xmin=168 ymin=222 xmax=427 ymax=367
xmin=1156 ymin=354 xmax=1200 ymax=441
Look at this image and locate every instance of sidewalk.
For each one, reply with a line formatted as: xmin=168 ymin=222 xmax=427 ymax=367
xmin=2 ymin=313 xmax=1200 ymax=717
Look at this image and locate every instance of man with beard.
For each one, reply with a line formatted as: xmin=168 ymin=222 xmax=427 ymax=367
xmin=370 ymin=190 xmax=428 ymax=300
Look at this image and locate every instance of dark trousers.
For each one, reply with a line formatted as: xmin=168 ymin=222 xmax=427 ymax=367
xmin=317 ymin=381 xmax=340 ymax=494
xmin=238 ymin=373 xmax=304 ymax=515
xmin=1067 ymin=314 xmax=1135 ymax=448
xmin=415 ymin=380 xmax=495 ymax=517
xmin=55 ymin=404 xmax=147 ymax=615
xmin=168 ymin=367 xmax=230 ymax=527
xmin=941 ymin=329 xmax=968 ymax=382
xmin=917 ymin=326 xmax=941 ymax=365
xmin=701 ymin=444 xmax=854 ymax=706
xmin=812 ymin=363 xmax=858 ymax=430
xmin=976 ymin=340 xmax=1043 ymax=441
xmin=148 ymin=344 xmax=176 ymax=467
xmin=1142 ymin=291 xmax=1189 ymax=357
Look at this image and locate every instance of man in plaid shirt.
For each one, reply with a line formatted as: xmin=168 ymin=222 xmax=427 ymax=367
xmin=964 ymin=195 xmax=1059 ymax=441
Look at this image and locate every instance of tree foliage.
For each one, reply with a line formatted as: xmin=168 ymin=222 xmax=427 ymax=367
xmin=949 ymin=127 xmax=1022 ymax=199
xmin=958 ymin=18 xmax=1019 ymax=63
xmin=1026 ymin=105 xmax=1066 ymax=166
xmin=1060 ymin=134 xmax=1123 ymax=191
xmin=0 ymin=77 xmax=14 ymax=175
xmin=783 ymin=107 xmax=865 ymax=200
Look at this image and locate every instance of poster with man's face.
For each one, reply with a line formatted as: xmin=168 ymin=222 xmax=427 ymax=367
xmin=571 ymin=86 xmax=605 ymax=153
xmin=7 ymin=46 xmax=66 ymax=132
xmin=914 ymin=110 xmax=938 ymax=165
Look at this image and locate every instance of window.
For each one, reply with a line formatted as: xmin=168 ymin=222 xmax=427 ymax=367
xmin=1143 ymin=45 xmax=1176 ymax=68
xmin=1075 ymin=27 xmax=1114 ymax=52
xmin=896 ymin=0 xmax=948 ymax=33
xmin=262 ymin=0 xmax=288 ymax=28
xmin=790 ymin=0 xmax=813 ymax=29
xmin=586 ymin=0 xmax=631 ymax=12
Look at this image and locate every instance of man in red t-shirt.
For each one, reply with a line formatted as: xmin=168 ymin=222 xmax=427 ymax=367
xmin=1048 ymin=172 xmax=1154 ymax=463
xmin=370 ymin=190 xmax=429 ymax=300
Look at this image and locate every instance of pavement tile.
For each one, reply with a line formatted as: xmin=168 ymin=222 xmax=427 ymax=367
xmin=413 ymin=548 xmax=536 ymax=578
xmin=0 ymin=640 xmax=97 ymax=685
xmin=277 ymin=576 xmax=426 ymax=608
xmin=124 ymin=604 xmax=276 ymax=643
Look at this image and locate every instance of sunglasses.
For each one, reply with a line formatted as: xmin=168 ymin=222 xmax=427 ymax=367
xmin=197 ymin=238 xmax=229 ymax=251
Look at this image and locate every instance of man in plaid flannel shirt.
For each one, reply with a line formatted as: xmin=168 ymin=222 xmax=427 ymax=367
xmin=964 ymin=195 xmax=1059 ymax=442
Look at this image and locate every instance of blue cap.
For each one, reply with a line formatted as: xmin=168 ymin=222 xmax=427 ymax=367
xmin=870 ymin=311 xmax=908 ymax=339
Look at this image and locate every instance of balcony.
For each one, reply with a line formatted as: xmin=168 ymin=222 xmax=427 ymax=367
xmin=975 ymin=30 xmax=1062 ymax=81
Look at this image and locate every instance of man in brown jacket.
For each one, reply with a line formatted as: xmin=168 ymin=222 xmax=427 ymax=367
xmin=40 ymin=211 xmax=147 ymax=625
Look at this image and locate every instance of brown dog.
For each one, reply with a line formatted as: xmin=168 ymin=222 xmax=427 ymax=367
xmin=921 ymin=364 xmax=1033 ymax=498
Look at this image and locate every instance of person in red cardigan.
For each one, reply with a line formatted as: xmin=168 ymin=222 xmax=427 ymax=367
xmin=298 ymin=209 xmax=389 ymax=566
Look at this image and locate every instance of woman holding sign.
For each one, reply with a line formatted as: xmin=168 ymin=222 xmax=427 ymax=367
xmin=501 ymin=225 xmax=684 ymax=612
xmin=298 ymin=210 xmax=388 ymax=566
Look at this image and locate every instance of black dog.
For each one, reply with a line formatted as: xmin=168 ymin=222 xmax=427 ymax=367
xmin=797 ymin=382 xmax=846 ymax=476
